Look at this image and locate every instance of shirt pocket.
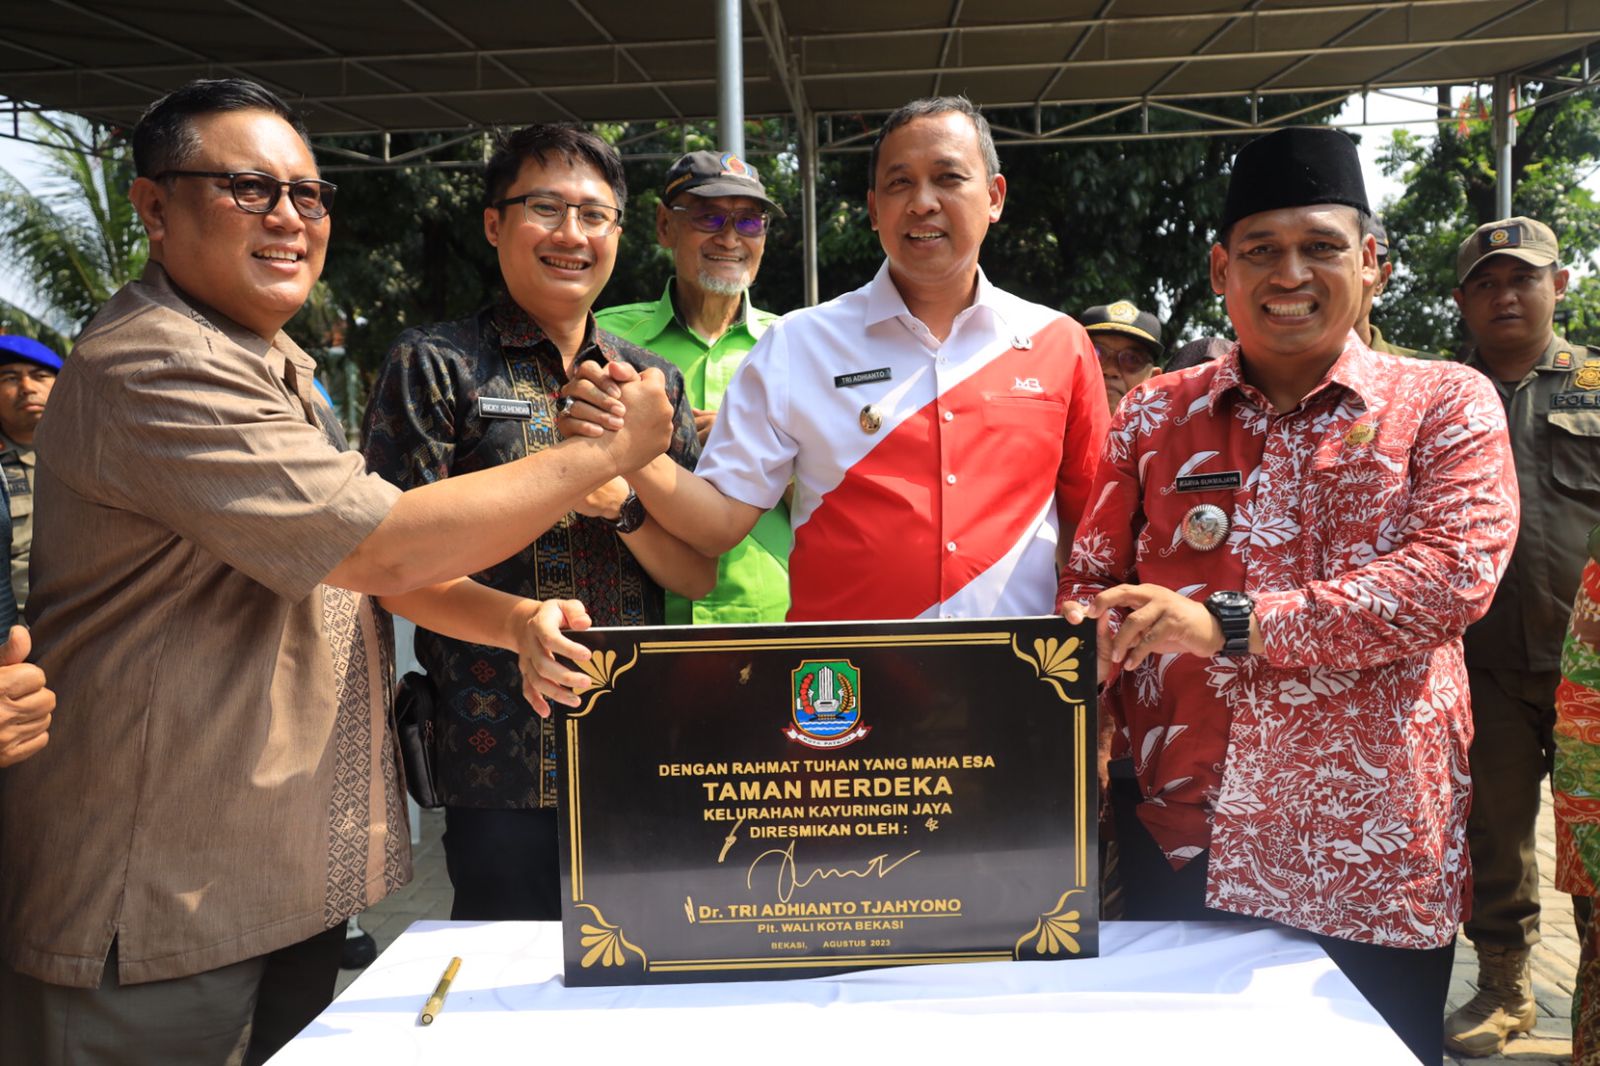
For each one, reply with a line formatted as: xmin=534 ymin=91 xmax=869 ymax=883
xmin=1551 ymin=409 xmax=1600 ymax=496
xmin=981 ymin=393 xmax=1066 ymax=473
xmin=1306 ymin=437 xmax=1414 ymax=570
xmin=981 ymin=394 xmax=1067 ymax=435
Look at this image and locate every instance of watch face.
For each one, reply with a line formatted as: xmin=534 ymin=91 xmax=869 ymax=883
xmin=1209 ymin=591 xmax=1251 ymax=611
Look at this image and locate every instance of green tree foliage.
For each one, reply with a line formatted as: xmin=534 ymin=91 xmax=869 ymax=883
xmin=0 ymin=116 xmax=146 ymax=351
xmin=307 ymin=136 xmax=498 ymax=374
xmin=315 ymin=100 xmax=1359 ymax=384
xmin=1375 ymin=75 xmax=1600 ymax=355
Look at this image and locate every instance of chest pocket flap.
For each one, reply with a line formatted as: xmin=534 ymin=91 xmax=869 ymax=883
xmin=1551 ymin=407 xmax=1600 ymax=494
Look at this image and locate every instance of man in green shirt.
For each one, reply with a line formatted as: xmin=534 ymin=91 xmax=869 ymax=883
xmin=597 ymin=151 xmax=790 ymax=624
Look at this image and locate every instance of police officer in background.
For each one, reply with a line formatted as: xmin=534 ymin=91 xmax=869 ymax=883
xmin=1356 ymin=217 xmax=1438 ymax=360
xmin=1447 ymin=215 xmax=1600 ymax=1057
xmin=1080 ymin=300 xmax=1164 ymax=413
xmin=0 ymin=335 xmax=60 ymax=618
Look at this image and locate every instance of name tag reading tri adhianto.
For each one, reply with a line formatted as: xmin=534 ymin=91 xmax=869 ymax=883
xmin=476 ymin=396 xmax=535 ymax=421
xmin=834 ymin=368 xmax=892 ymax=389
xmin=1174 ymin=471 xmax=1243 ymax=493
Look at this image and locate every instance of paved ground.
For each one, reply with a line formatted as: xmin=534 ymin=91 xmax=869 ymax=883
xmin=340 ymin=792 xmax=1582 ymax=1063
xmin=1445 ymin=781 xmax=1577 ymax=1065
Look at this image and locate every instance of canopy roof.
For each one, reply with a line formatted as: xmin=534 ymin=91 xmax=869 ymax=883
xmin=2 ymin=0 xmax=1598 ymax=145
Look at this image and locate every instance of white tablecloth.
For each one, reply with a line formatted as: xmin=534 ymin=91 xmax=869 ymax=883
xmin=271 ymin=920 xmax=1414 ymax=1065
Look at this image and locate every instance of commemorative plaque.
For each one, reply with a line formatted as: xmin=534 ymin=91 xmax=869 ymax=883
xmin=556 ymin=616 xmax=1097 ymax=986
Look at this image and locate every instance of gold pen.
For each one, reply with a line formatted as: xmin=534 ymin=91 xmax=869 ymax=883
xmin=419 ymin=956 xmax=462 ymax=1026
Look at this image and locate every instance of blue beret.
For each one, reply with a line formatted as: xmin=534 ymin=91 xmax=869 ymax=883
xmin=0 ymin=335 xmax=63 ymax=372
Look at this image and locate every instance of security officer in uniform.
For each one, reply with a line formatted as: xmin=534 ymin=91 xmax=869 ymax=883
xmin=0 ymin=335 xmax=61 ymax=619
xmin=1446 ymin=215 xmax=1600 ymax=1057
xmin=1357 ymin=216 xmax=1440 ymax=360
xmin=1080 ymin=300 xmax=1164 ymax=413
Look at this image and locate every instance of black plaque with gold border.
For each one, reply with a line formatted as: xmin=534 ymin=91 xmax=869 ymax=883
xmin=557 ymin=616 xmax=1097 ymax=986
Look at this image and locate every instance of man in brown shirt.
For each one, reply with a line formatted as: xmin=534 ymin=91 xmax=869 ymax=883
xmin=0 ymin=78 xmax=672 ymax=1066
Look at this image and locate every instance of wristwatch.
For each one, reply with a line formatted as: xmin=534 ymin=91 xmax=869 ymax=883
xmin=607 ymin=489 xmax=648 ymax=534
xmin=1204 ymin=590 xmax=1254 ymax=655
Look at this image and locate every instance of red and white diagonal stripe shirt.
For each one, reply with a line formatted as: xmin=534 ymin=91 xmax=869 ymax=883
xmin=698 ymin=262 xmax=1108 ymax=622
xmin=1058 ymin=338 xmax=1519 ymax=948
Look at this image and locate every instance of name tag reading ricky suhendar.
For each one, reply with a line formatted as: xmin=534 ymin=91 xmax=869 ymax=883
xmin=477 ymin=396 xmax=535 ymax=420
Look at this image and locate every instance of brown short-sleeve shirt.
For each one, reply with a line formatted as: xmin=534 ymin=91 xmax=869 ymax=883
xmin=0 ymin=264 xmax=409 ymax=987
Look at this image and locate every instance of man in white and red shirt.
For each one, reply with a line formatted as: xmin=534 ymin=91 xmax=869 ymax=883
xmin=559 ymin=95 xmax=1107 ymax=622
xmin=1059 ymin=127 xmax=1518 ymax=1063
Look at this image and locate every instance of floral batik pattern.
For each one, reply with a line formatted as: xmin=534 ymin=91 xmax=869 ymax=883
xmin=1555 ymin=559 xmax=1600 ymax=1064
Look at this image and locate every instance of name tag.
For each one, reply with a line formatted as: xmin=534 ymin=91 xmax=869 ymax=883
xmin=1174 ymin=471 xmax=1242 ymax=492
xmin=477 ymin=396 xmax=534 ymax=420
xmin=1553 ymin=392 xmax=1600 ymax=410
xmin=835 ymin=368 xmax=892 ymax=388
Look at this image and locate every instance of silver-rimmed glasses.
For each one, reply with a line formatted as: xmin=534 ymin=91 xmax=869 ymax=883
xmin=494 ymin=194 xmax=623 ymax=237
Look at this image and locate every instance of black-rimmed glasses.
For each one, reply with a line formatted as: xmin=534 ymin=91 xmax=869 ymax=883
xmin=156 ymin=170 xmax=336 ymax=219
xmin=494 ymin=194 xmax=623 ymax=237
xmin=670 ymin=204 xmax=770 ymax=238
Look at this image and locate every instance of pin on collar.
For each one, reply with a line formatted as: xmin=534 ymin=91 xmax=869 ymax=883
xmin=859 ymin=404 xmax=883 ymax=434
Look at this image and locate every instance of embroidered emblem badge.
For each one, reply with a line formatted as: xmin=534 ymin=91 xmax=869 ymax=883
xmin=1574 ymin=363 xmax=1600 ymax=391
xmin=1107 ymin=300 xmax=1139 ymax=323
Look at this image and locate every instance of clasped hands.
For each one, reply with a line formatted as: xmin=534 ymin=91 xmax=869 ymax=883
xmin=1061 ymin=584 xmax=1225 ymax=685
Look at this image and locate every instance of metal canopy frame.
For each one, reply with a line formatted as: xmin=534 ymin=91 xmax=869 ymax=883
xmin=3 ymin=0 xmax=1598 ymax=304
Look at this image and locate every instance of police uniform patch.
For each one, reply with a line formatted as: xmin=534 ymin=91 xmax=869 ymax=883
xmin=1484 ymin=225 xmax=1522 ymax=251
xmin=1574 ymin=363 xmax=1600 ymax=391
xmin=1554 ymin=351 xmax=1574 ymax=370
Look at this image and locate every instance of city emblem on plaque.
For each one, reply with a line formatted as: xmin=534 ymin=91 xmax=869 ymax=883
xmin=786 ymin=659 xmax=870 ymax=750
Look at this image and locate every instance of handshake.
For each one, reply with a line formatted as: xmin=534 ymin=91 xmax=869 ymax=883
xmin=557 ymin=358 xmax=676 ymax=475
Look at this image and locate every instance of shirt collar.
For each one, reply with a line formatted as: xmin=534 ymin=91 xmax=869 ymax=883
xmin=664 ymin=278 xmax=768 ymax=343
xmin=1460 ymin=331 xmax=1572 ymax=376
xmin=1207 ymin=331 xmax=1379 ymax=415
xmin=492 ymin=293 xmax=600 ymax=357
xmin=862 ymin=260 xmax=1002 ymax=331
xmin=141 ymin=261 xmax=311 ymax=381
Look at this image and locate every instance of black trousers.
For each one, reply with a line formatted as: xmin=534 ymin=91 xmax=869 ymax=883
xmin=0 ymin=922 xmax=343 ymax=1066
xmin=1112 ymin=777 xmax=1454 ymax=1065
xmin=443 ymin=806 xmax=563 ymax=920
xmin=243 ymin=924 xmax=346 ymax=1065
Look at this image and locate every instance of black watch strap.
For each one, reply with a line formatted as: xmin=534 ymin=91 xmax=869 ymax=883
xmin=607 ymin=489 xmax=647 ymax=534
xmin=1205 ymin=591 xmax=1254 ymax=655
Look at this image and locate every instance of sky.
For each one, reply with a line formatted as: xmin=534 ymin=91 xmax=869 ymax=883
xmin=0 ymin=87 xmax=1594 ymax=329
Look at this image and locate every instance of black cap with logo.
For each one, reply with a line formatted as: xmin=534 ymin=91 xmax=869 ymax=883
xmin=663 ymin=150 xmax=783 ymax=215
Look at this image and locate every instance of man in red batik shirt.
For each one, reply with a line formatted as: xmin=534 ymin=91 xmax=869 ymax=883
xmin=1059 ymin=127 xmax=1518 ymax=1064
